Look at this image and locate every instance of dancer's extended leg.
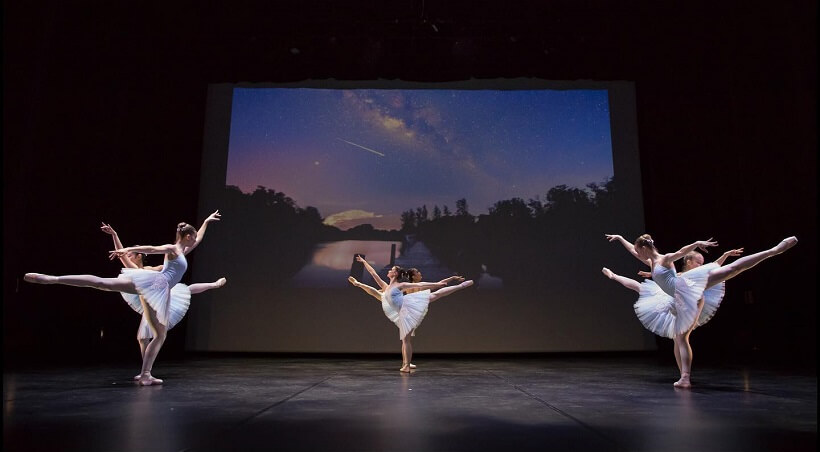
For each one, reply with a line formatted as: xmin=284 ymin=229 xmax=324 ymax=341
xmin=602 ymin=267 xmax=641 ymax=293
xmin=429 ymin=280 xmax=474 ymax=303
xmin=706 ymin=237 xmax=797 ymax=288
xmin=348 ymin=277 xmax=382 ymax=301
xmin=189 ymin=278 xmax=227 ymax=295
xmin=24 ymin=273 xmax=136 ymax=293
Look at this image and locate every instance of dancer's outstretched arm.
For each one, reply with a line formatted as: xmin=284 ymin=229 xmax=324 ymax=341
xmin=102 ymin=223 xmax=165 ymax=271
xmin=101 ymin=223 xmax=140 ymax=269
xmin=348 ymin=276 xmax=382 ymax=301
xmin=183 ymin=210 xmax=221 ymax=255
xmin=661 ymin=239 xmax=718 ymax=267
xmin=714 ymin=248 xmax=744 ymax=265
xmin=355 ymin=255 xmax=388 ymax=290
xmin=605 ymin=234 xmax=652 ymax=267
xmin=395 ymin=281 xmax=447 ymax=292
xmin=438 ymin=275 xmax=465 ymax=285
xmin=110 ymin=244 xmax=177 ymax=261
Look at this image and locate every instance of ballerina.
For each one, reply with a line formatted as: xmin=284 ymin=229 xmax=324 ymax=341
xmin=605 ymin=233 xmax=797 ymax=387
xmin=25 ymin=210 xmax=221 ymax=385
xmin=350 ymin=262 xmax=464 ymax=370
xmin=348 ymin=255 xmax=473 ymax=372
xmin=602 ymin=247 xmax=742 ymax=387
xmin=101 ymin=222 xmax=226 ymax=381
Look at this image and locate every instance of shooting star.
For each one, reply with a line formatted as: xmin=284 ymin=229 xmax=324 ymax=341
xmin=336 ymin=138 xmax=386 ymax=157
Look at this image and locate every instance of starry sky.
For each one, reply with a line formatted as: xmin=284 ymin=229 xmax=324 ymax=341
xmin=226 ymin=88 xmax=614 ymax=230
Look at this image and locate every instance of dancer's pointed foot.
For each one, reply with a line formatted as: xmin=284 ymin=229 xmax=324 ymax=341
xmin=215 ymin=277 xmax=227 ymax=288
xmin=348 ymin=276 xmax=359 ymax=286
xmin=24 ymin=273 xmax=57 ymax=284
xmin=774 ymin=236 xmax=798 ymax=254
xmin=601 ymin=267 xmax=614 ymax=279
xmin=460 ymin=280 xmax=474 ymax=288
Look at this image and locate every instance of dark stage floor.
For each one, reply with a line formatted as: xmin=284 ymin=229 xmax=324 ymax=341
xmin=3 ymin=355 xmax=816 ymax=451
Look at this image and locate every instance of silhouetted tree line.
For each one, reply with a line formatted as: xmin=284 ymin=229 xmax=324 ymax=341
xmin=218 ymin=185 xmax=402 ymax=286
xmin=398 ymin=178 xmax=626 ymax=288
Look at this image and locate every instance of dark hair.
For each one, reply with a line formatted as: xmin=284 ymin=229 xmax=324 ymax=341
xmin=634 ymin=234 xmax=656 ymax=251
xmin=394 ymin=266 xmax=413 ymax=283
xmin=130 ymin=245 xmax=149 ymax=266
xmin=176 ymin=222 xmax=196 ymax=240
xmin=407 ymin=268 xmax=421 ymax=281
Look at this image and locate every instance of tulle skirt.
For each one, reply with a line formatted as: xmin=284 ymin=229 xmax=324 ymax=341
xmin=696 ymin=281 xmax=726 ymax=327
xmin=382 ymin=289 xmax=431 ymax=340
xmin=120 ymin=268 xmax=181 ymax=326
xmin=634 ymin=263 xmax=726 ymax=338
xmin=121 ymin=284 xmax=191 ymax=339
xmin=634 ymin=280 xmax=679 ymax=339
xmin=668 ymin=262 xmax=718 ymax=334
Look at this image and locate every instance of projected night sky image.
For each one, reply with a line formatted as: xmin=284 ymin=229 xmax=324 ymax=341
xmin=192 ymin=83 xmax=648 ymax=352
xmin=226 ymin=88 xmax=613 ymax=231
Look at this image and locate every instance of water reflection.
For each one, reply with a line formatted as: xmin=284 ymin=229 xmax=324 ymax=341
xmin=291 ymin=240 xmax=402 ymax=288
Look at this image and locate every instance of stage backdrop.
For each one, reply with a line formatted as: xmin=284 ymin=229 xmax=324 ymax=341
xmin=186 ymin=79 xmax=653 ymax=353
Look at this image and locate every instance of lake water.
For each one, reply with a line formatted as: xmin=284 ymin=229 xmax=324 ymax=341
xmin=290 ymin=240 xmax=403 ymax=288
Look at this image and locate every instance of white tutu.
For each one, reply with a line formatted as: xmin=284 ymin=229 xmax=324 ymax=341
xmin=382 ymin=288 xmax=431 ymax=340
xmin=636 ymin=262 xmax=726 ymax=338
xmin=121 ymin=268 xmax=173 ymax=326
xmin=120 ymin=292 xmax=144 ymax=315
xmin=634 ymin=279 xmax=678 ymax=339
xmin=671 ymin=262 xmax=719 ymax=334
xmin=123 ymin=284 xmax=191 ymax=340
xmin=696 ymin=281 xmax=726 ymax=327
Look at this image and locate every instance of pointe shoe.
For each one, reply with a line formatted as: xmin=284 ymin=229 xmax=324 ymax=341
xmin=409 ymin=363 xmax=417 ymax=369
xmin=399 ymin=366 xmax=412 ymax=373
xmin=216 ymin=277 xmax=227 ymax=287
xmin=601 ymin=267 xmax=614 ymax=279
xmin=461 ymin=280 xmax=474 ymax=288
xmin=24 ymin=273 xmax=56 ymax=284
xmin=775 ymin=236 xmax=798 ymax=253
xmin=137 ymin=375 xmax=163 ymax=386
xmin=133 ymin=374 xmax=160 ymax=381
xmin=673 ymin=373 xmax=691 ymax=389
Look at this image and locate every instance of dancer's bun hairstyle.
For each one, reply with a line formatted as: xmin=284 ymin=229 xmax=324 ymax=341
xmin=634 ymin=234 xmax=656 ymax=250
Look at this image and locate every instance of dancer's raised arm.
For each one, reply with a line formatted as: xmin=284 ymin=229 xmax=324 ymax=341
xmin=356 ymin=255 xmax=388 ymax=290
xmin=183 ymin=210 xmax=221 ymax=255
xmin=660 ymin=238 xmax=718 ymax=267
xmin=714 ymin=248 xmax=743 ymax=266
xmin=605 ymin=234 xmax=651 ymax=267
xmin=101 ymin=222 xmax=139 ymax=268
